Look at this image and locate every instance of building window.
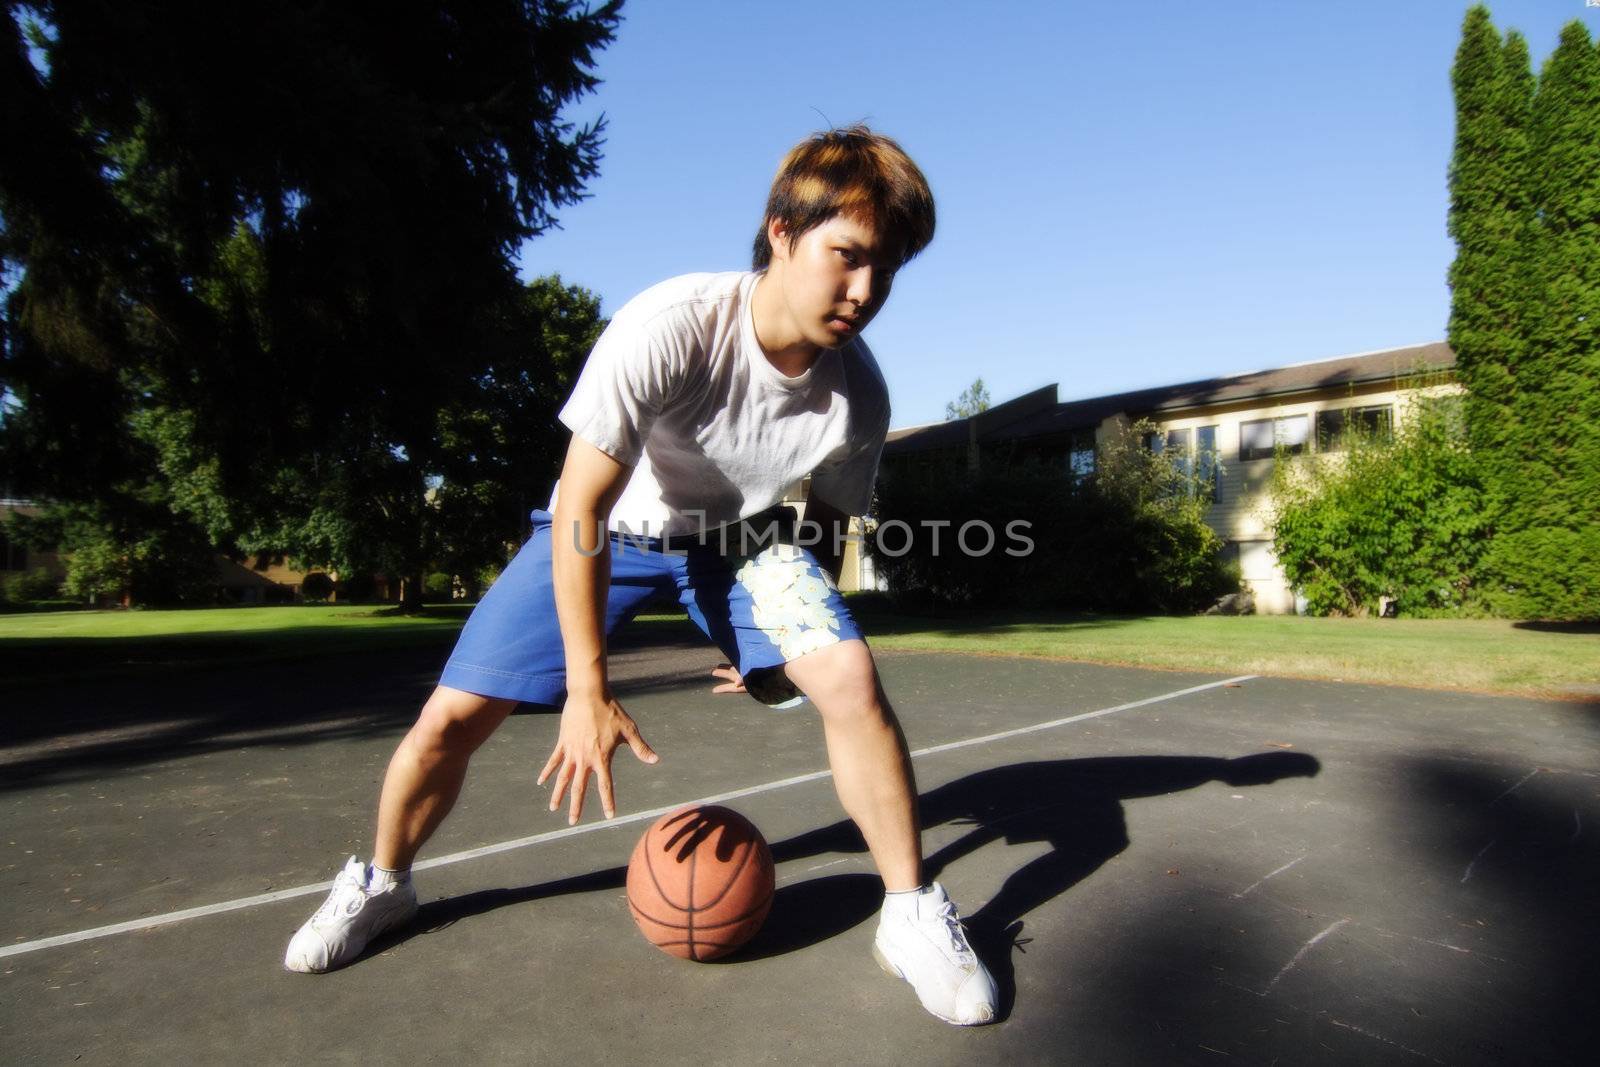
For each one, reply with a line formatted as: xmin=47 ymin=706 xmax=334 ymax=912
xmin=1143 ymin=426 xmax=1186 ymax=475
xmin=1239 ymin=415 xmax=1309 ymax=462
xmin=1195 ymin=424 xmax=1220 ymax=502
xmin=1315 ymin=405 xmax=1392 ymax=451
xmin=1144 ymin=425 xmax=1220 ymax=502
xmin=1066 ymin=429 xmax=1096 ymax=482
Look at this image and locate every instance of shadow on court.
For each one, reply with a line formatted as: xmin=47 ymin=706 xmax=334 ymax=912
xmin=5 ymin=649 xmax=1600 ymax=1064
xmin=0 ymin=623 xmax=717 ymax=789
xmin=1078 ymin=749 xmax=1600 ymax=1064
xmin=366 ymin=752 xmax=1320 ymax=1023
xmin=1391 ymin=754 xmax=1600 ymax=1061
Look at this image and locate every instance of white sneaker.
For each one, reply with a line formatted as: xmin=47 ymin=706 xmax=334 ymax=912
xmin=283 ymin=857 xmax=418 ymax=973
xmin=872 ymin=882 xmax=998 ymax=1025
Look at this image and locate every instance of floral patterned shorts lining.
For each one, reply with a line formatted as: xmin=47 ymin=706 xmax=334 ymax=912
xmin=438 ymin=509 xmax=862 ymax=709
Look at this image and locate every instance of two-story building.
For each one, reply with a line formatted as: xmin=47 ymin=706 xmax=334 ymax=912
xmin=875 ymin=341 xmax=1457 ymax=612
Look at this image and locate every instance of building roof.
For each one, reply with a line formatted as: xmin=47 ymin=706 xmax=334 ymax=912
xmin=886 ymin=341 xmax=1453 ymax=456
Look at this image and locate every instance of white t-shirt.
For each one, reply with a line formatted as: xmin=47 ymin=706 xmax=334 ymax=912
xmin=551 ymin=271 xmax=890 ymax=538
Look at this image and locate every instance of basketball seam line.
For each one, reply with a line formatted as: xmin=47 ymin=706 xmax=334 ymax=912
xmin=625 ymin=895 xmax=773 ymax=932
xmin=687 ymin=847 xmax=698 ymax=959
xmin=695 ymin=838 xmax=756 ymax=913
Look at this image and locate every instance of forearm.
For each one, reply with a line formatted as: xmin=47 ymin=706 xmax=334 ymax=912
xmin=551 ymin=506 xmax=611 ymax=697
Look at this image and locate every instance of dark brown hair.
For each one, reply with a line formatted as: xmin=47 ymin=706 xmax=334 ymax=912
xmin=751 ymin=125 xmax=935 ymax=270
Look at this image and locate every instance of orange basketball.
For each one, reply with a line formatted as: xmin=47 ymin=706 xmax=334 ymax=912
xmin=626 ymin=804 xmax=775 ymax=961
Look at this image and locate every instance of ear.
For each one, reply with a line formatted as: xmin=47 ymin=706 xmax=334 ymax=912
xmin=766 ymin=217 xmax=793 ymax=262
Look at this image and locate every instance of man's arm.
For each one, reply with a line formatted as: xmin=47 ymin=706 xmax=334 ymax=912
xmin=550 ymin=435 xmax=632 ymax=696
xmin=538 ymin=435 xmax=659 ymax=824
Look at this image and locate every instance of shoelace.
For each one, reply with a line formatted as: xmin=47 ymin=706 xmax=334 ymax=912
xmin=312 ymin=864 xmax=368 ymax=923
xmin=935 ymin=900 xmax=975 ymax=961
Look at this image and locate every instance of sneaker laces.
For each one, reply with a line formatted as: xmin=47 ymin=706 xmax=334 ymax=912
xmin=311 ymin=860 xmax=369 ymax=923
xmin=934 ymin=900 xmax=975 ymax=962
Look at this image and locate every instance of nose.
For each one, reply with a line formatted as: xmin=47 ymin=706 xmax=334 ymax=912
xmin=846 ymin=267 xmax=882 ymax=311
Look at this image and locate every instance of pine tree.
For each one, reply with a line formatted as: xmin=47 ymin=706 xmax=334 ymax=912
xmin=1448 ymin=10 xmax=1600 ymax=620
xmin=1483 ymin=20 xmax=1600 ymax=618
xmin=1449 ymin=9 xmax=1523 ymax=473
xmin=1447 ymin=10 xmax=1530 ymax=559
xmin=1 ymin=2 xmax=624 ymax=609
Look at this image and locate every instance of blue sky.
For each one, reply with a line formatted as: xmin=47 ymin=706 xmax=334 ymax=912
xmin=518 ymin=0 xmax=1600 ymax=428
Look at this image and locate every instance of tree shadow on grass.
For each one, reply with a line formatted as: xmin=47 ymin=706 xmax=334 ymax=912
xmin=1511 ymin=620 xmax=1600 ymax=635
xmin=0 ymin=605 xmax=479 ymax=686
xmin=843 ymin=596 xmax=1152 ymax=641
xmin=379 ymin=751 xmax=1319 ymax=1023
xmin=0 ymin=622 xmax=720 ymax=789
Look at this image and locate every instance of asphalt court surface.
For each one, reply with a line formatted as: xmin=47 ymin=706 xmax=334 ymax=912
xmin=2 ymin=632 xmax=1598 ymax=1064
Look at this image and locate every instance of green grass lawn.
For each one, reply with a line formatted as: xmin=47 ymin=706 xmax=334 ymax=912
xmin=0 ymin=603 xmax=472 ymax=640
xmin=0 ymin=603 xmax=474 ymax=688
xmin=2 ymin=601 xmax=1596 ymax=699
xmin=844 ymin=602 xmax=1600 ymax=700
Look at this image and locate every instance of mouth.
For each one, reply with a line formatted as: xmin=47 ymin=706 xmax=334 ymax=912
xmin=827 ymin=315 xmax=860 ymax=333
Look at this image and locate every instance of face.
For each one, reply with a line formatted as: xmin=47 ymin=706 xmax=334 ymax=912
xmin=767 ymin=213 xmax=899 ymax=351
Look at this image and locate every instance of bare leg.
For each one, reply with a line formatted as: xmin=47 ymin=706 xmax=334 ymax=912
xmin=784 ymin=639 xmax=923 ymax=892
xmin=372 ymin=685 xmax=517 ymax=870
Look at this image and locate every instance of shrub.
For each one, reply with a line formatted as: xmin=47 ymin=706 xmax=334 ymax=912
xmin=337 ymin=572 xmax=379 ymax=603
xmin=472 ymin=563 xmax=504 ymax=598
xmin=424 ymin=571 xmax=455 ymax=602
xmin=3 ymin=567 xmax=62 ymax=602
xmin=1270 ymin=393 xmax=1489 ymax=617
xmin=12 ymin=500 xmax=219 ymax=607
xmin=300 ymin=572 xmax=335 ymax=602
xmin=869 ymin=421 xmax=1237 ymax=614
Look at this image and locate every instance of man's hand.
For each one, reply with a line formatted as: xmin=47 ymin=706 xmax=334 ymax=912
xmin=709 ymin=663 xmax=746 ymax=695
xmin=537 ymin=690 xmax=659 ymax=824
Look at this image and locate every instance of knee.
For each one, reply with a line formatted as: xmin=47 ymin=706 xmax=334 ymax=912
xmin=409 ymin=689 xmax=501 ymax=764
xmin=794 ymin=642 xmax=890 ymax=727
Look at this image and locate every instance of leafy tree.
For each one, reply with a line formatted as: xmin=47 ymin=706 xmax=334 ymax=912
xmin=429 ymin=274 xmax=604 ymax=597
xmin=1270 ymin=390 xmax=1489 ymax=618
xmin=944 ymin=379 xmax=991 ymax=420
xmin=1 ymin=1 xmax=623 ymax=609
xmin=11 ymin=490 xmax=217 ymax=606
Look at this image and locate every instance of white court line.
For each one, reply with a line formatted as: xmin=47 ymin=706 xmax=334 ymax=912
xmin=1489 ymin=768 xmax=1538 ymax=806
xmin=1233 ymin=854 xmax=1307 ymax=898
xmin=0 ymin=673 xmax=1256 ymax=961
xmin=1265 ymin=918 xmax=1349 ymax=992
xmin=1460 ymin=839 xmax=1496 ymax=884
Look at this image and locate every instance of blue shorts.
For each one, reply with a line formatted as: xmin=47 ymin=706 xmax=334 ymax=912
xmin=439 ymin=510 xmax=863 ymax=709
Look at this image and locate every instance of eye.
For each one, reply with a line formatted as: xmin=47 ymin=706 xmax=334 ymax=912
xmin=836 ymin=248 xmax=859 ymax=266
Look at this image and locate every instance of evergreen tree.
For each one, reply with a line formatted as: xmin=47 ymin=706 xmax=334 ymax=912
xmin=1483 ymin=20 xmax=1600 ymax=618
xmin=1447 ymin=9 xmax=1529 ymax=506
xmin=1447 ymin=10 xmax=1600 ymax=619
xmin=0 ymin=2 xmax=623 ymax=609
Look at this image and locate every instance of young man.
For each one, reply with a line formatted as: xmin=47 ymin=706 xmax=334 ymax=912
xmin=284 ymin=126 xmax=998 ymax=1026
